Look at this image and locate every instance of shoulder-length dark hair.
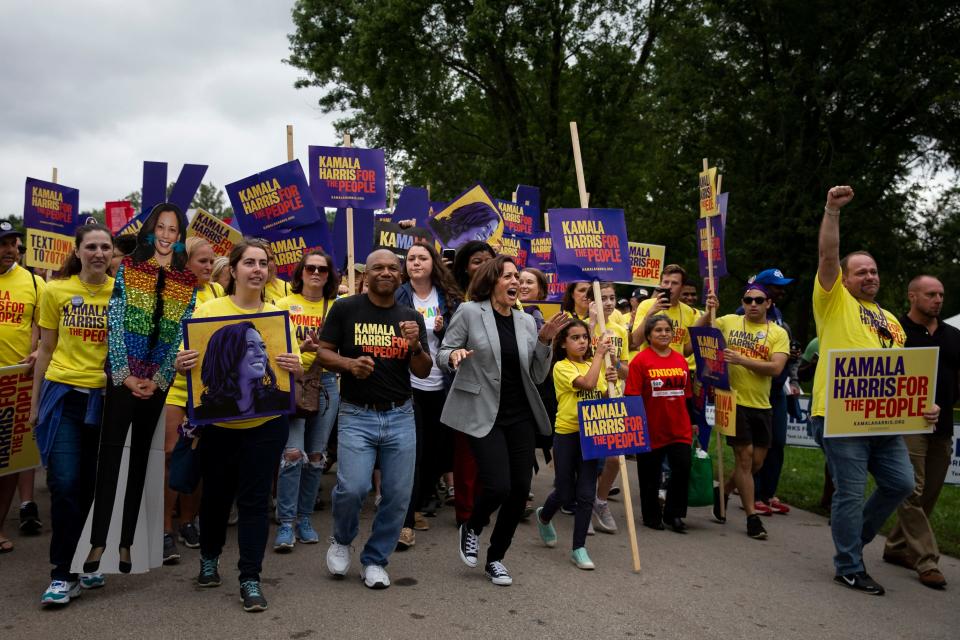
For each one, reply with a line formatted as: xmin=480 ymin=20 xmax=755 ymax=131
xmin=291 ymin=249 xmax=339 ymax=299
xmin=452 ymin=241 xmax=495 ymax=292
xmin=200 ymin=320 xmax=279 ymax=407
xmin=561 ymin=281 xmax=589 ymax=313
xmin=60 ymin=222 xmax=113 ymax=278
xmin=131 ymin=202 xmax=189 ymax=270
xmin=225 ymin=238 xmax=271 ymax=297
xmin=404 ymin=241 xmax=463 ymax=304
xmin=520 ymin=267 xmax=548 ymax=300
xmin=466 ymin=255 xmax=515 ymax=302
xmin=552 ymin=318 xmax=592 ymax=364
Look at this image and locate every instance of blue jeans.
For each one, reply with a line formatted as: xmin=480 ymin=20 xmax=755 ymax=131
xmin=46 ymin=391 xmax=100 ymax=581
xmin=276 ymin=373 xmax=339 ymax=523
xmin=809 ymin=416 xmax=914 ymax=575
xmin=331 ymin=400 xmax=416 ymax=567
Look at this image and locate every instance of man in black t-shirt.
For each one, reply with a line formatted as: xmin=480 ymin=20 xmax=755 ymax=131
xmin=884 ymin=275 xmax=960 ymax=590
xmin=315 ymin=249 xmax=431 ymax=590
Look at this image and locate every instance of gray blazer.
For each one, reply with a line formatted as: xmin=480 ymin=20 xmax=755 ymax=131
xmin=437 ymin=299 xmax=553 ymax=438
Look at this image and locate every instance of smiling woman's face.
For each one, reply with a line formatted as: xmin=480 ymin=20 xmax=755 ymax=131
xmin=492 ymin=261 xmax=520 ymax=310
xmin=239 ymin=327 xmax=268 ymax=382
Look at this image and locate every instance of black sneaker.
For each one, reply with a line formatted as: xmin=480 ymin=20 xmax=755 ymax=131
xmin=746 ymin=515 xmax=768 ymax=540
xmin=19 ymin=501 xmax=42 ymax=534
xmin=163 ymin=533 xmax=180 ymax=564
xmin=240 ymin=580 xmax=268 ymax=612
xmin=197 ymin=556 xmax=221 ymax=587
xmin=458 ymin=524 xmax=479 ymax=568
xmin=712 ymin=487 xmax=728 ymax=524
xmin=834 ymin=571 xmax=885 ymax=595
xmin=484 ymin=561 xmax=513 ymax=586
xmin=178 ymin=522 xmax=200 ymax=549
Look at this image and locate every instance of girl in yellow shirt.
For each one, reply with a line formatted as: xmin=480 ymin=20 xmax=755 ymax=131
xmin=534 ymin=319 xmax=617 ymax=570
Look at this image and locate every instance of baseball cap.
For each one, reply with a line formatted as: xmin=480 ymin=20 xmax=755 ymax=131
xmin=750 ymin=268 xmax=793 ymax=286
xmin=631 ymin=287 xmax=650 ymax=300
xmin=0 ymin=221 xmax=23 ymax=240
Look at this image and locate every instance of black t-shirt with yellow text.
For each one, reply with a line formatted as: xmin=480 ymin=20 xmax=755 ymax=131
xmin=319 ymin=294 xmax=428 ymax=405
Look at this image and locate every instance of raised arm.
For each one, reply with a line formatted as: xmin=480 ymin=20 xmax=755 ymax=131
xmin=818 ymin=186 xmax=855 ymax=291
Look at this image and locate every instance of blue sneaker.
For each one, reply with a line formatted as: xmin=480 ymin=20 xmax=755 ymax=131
xmin=535 ymin=507 xmax=557 ymax=548
xmin=295 ymin=516 xmax=319 ymax=544
xmin=273 ymin=523 xmax=295 ymax=552
xmin=40 ymin=580 xmax=81 ymax=606
xmin=79 ymin=572 xmax=105 ymax=589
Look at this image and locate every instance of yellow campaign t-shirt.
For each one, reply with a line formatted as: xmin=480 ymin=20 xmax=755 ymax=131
xmin=264 ymin=278 xmax=291 ymax=306
xmin=0 ymin=264 xmax=46 ymax=366
xmin=592 ymin=320 xmax=632 ymax=368
xmin=634 ymin=298 xmax=696 ymax=354
xmin=38 ymin=275 xmax=114 ymax=389
xmin=714 ymin=314 xmax=789 ymax=409
xmin=553 ymin=358 xmax=608 ymax=435
xmin=275 ymin=293 xmax=333 ymax=371
xmin=811 ymin=271 xmax=905 ymax=417
xmin=165 ymin=281 xmax=225 ymax=408
xmin=189 ymin=295 xmax=301 ymax=429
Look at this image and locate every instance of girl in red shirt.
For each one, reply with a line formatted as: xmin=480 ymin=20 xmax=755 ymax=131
xmin=625 ymin=314 xmax=694 ymax=533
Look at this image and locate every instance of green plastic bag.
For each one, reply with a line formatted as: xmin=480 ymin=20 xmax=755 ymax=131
xmin=688 ymin=444 xmax=713 ymax=507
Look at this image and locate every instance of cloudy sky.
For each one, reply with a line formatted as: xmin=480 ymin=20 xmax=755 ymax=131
xmin=0 ymin=1 xmax=340 ymax=216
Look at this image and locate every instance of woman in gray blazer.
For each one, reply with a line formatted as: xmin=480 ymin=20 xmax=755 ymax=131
xmin=437 ymin=256 xmax=569 ymax=586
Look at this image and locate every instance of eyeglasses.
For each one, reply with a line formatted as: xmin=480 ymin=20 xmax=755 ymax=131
xmin=742 ymin=296 xmax=767 ymax=305
xmin=304 ymin=264 xmax=329 ymax=274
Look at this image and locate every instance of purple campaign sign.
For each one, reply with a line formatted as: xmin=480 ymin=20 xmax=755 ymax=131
xmin=23 ymin=178 xmax=79 ymax=234
xmin=308 ymin=146 xmax=386 ymax=210
xmin=260 ymin=220 xmax=334 ymax=281
xmin=547 ymin=208 xmax=630 ymax=282
xmin=141 ymin=161 xmax=208 ymax=217
xmin=689 ymin=326 xmax=730 ymax=390
xmin=697 ymin=215 xmax=726 ymax=278
xmin=333 ymin=208 xmax=375 ymax=271
xmin=515 ymin=184 xmax=540 ymax=214
xmin=579 ymin=396 xmax=651 ymax=460
xmin=393 ymin=186 xmax=431 ymax=228
xmin=227 ymin=160 xmax=320 ymax=234
xmin=495 ymin=199 xmax=539 ymax=237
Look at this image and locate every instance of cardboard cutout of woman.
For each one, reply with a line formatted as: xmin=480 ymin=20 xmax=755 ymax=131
xmin=84 ymin=203 xmax=197 ymax=574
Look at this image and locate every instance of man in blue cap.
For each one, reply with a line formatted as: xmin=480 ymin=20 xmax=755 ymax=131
xmin=740 ymin=268 xmax=801 ymax=517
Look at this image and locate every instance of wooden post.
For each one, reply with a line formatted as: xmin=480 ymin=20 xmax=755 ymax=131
xmin=51 ymin=168 xmax=58 ymax=184
xmin=702 ymin=158 xmax=724 ymax=521
xmin=286 ymin=125 xmax=294 ymax=162
xmin=572 ymin=121 xmax=641 ymax=572
xmin=344 ymin=133 xmax=355 ymax=295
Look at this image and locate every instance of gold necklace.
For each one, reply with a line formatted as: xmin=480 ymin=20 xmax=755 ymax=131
xmin=79 ymin=275 xmax=108 ymax=297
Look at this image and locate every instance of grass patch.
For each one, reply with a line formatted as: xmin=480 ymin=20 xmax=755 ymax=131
xmin=712 ymin=443 xmax=960 ymax=559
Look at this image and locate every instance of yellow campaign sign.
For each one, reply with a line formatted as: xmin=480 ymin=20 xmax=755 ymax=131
xmin=0 ymin=364 xmax=41 ymax=477
xmin=627 ymin=242 xmax=665 ymax=287
xmin=428 ymin=184 xmax=503 ymax=251
xmin=825 ymin=347 xmax=938 ymax=438
xmin=714 ymin=388 xmax=737 ymax=437
xmin=699 ymin=167 xmax=719 ymax=218
xmin=24 ymin=228 xmax=74 ymax=272
xmin=187 ymin=208 xmax=244 ymax=257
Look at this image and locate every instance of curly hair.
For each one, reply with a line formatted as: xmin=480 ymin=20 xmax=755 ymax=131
xmin=200 ymin=321 xmax=279 ymax=410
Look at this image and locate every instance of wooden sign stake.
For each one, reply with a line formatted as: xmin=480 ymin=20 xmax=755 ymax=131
xmin=286 ymin=125 xmax=294 ymax=163
xmin=702 ymin=158 xmax=724 ymax=521
xmin=51 ymin=167 xmax=58 ymax=184
xmin=572 ymin=120 xmax=640 ymax=572
xmin=344 ymin=133 xmax=355 ymax=295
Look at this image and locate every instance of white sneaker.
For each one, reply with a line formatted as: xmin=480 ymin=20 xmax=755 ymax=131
xmin=361 ymin=564 xmax=391 ymax=589
xmin=326 ymin=538 xmax=352 ymax=576
xmin=40 ymin=580 xmax=81 ymax=606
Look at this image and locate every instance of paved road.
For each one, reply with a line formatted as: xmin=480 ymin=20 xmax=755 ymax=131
xmin=2 ymin=464 xmax=957 ymax=640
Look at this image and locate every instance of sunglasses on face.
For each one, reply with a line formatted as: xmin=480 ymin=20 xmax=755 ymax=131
xmin=742 ymin=296 xmax=767 ymax=305
xmin=304 ymin=264 xmax=329 ymax=274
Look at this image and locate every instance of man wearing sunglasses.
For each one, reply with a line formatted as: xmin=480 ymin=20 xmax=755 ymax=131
xmin=810 ymin=186 xmax=939 ymax=596
xmin=700 ymin=285 xmax=789 ymax=540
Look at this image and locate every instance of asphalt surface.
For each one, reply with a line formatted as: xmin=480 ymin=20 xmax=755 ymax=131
xmin=1 ymin=462 xmax=957 ymax=640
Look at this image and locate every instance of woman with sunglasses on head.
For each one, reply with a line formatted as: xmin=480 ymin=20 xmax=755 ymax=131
xmin=161 ymin=237 xmax=225 ymax=562
xmin=174 ymin=238 xmax=302 ymax=612
xmin=272 ymin=249 xmax=341 ymax=552
xmin=696 ymin=284 xmax=789 ymax=541
xmin=29 ymin=223 xmax=114 ymax=606
xmin=394 ymin=241 xmax=462 ymax=549
xmin=84 ymin=203 xmax=197 ymax=576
